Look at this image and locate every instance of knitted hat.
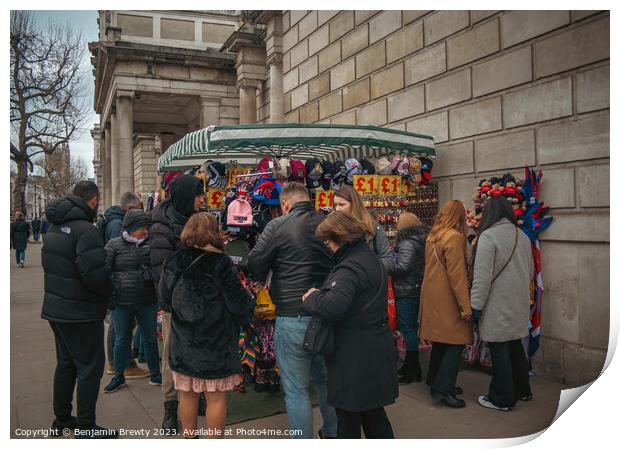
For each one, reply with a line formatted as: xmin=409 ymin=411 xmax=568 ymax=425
xmin=122 ymin=209 xmax=151 ymax=233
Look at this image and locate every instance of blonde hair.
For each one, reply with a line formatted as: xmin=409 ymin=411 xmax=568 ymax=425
xmin=333 ymin=185 xmax=376 ymax=238
xmin=397 ymin=212 xmax=422 ymax=231
xmin=428 ymin=200 xmax=467 ymax=244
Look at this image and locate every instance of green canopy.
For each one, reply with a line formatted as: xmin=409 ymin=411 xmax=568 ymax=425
xmin=157 ymin=123 xmax=435 ymax=173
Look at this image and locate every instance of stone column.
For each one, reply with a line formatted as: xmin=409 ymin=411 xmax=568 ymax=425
xmin=116 ymin=90 xmax=135 ymax=196
xmin=200 ymin=96 xmax=221 ymax=128
xmin=268 ymin=55 xmax=284 ymax=123
xmin=221 ymin=29 xmax=266 ymax=125
xmin=264 ymin=12 xmax=284 ymax=123
xmin=238 ymin=79 xmax=260 ymax=124
xmin=110 ymin=110 xmax=120 ymax=205
xmin=103 ymin=124 xmax=113 ymax=209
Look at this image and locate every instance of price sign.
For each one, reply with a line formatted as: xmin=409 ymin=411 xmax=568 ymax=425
xmin=353 ymin=175 xmax=378 ymax=195
xmin=400 ymin=179 xmax=417 ymax=197
xmin=379 ymin=175 xmax=401 ymax=195
xmin=227 ymin=166 xmax=252 ymax=188
xmin=207 ymin=189 xmax=226 ymax=209
xmin=315 ymin=189 xmax=335 ymax=210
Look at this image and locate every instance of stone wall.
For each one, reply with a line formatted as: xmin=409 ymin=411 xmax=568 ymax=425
xmin=278 ymin=10 xmax=610 ymax=387
xmin=133 ymin=136 xmax=159 ymax=196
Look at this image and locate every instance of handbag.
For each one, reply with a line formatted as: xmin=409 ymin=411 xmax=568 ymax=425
xmin=303 ymin=264 xmax=387 ymax=357
xmin=302 ymin=317 xmax=336 ymax=357
xmin=253 ymin=288 xmax=276 ymax=320
xmin=387 ymin=276 xmax=398 ymax=332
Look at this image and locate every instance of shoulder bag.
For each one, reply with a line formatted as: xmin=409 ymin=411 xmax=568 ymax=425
xmin=303 ymin=263 xmax=386 ymax=357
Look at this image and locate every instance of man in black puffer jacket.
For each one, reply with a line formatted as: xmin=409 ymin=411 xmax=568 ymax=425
xmin=150 ymin=174 xmax=205 ymax=431
xmin=387 ymin=212 xmax=429 ymax=384
xmin=247 ymin=182 xmax=337 ymax=439
xmin=41 ymin=181 xmax=117 ymax=439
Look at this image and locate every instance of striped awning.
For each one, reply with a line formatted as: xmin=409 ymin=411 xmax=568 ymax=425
xmin=157 ymin=124 xmax=435 ymax=173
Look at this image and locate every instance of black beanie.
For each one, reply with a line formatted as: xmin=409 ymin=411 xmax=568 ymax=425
xmin=169 ymin=174 xmax=203 ymax=218
xmin=122 ymin=209 xmax=151 ymax=233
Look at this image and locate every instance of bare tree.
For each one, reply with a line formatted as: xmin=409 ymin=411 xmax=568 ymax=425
xmin=10 ymin=11 xmax=90 ymax=215
xmin=35 ymin=155 xmax=89 ymax=201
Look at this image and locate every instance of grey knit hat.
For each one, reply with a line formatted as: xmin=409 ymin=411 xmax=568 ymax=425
xmin=122 ymin=209 xmax=151 ymax=233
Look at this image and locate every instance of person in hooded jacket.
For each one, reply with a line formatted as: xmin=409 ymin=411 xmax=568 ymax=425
xmin=102 ymin=192 xmax=149 ymax=379
xmin=388 ymin=212 xmax=429 ymax=384
xmin=41 ymin=181 xmax=117 ymax=438
xmin=10 ymin=211 xmax=30 ymax=267
xmin=103 ymin=209 xmax=161 ymax=394
xmin=150 ymin=174 xmax=206 ymax=431
xmin=301 ymin=212 xmax=398 ymax=439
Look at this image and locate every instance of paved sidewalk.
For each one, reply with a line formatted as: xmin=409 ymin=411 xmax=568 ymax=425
xmin=11 ymin=244 xmax=561 ymax=439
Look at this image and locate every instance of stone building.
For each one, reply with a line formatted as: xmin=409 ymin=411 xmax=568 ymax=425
xmin=90 ymin=10 xmax=610 ymax=387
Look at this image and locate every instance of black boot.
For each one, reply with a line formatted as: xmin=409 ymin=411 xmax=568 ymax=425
xmin=161 ymin=400 xmax=179 ymax=432
xmin=410 ymin=350 xmax=422 ymax=382
xmin=399 ymin=351 xmax=422 ymax=384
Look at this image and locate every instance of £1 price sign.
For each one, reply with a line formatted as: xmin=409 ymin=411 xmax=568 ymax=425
xmin=379 ymin=175 xmax=401 ymax=195
xmin=354 ymin=175 xmax=378 ymax=195
xmin=315 ymin=189 xmax=335 ymax=210
xmin=208 ymin=189 xmax=226 ymax=209
xmin=400 ymin=179 xmax=416 ymax=196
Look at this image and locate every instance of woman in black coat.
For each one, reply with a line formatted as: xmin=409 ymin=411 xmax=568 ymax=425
xmin=159 ymin=212 xmax=253 ymax=439
xmin=10 ymin=212 xmax=30 ymax=267
xmin=388 ymin=212 xmax=429 ymax=384
xmin=302 ymin=211 xmax=398 ymax=439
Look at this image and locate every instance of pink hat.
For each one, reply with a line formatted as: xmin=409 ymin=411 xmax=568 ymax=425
xmin=226 ymin=198 xmax=253 ymax=227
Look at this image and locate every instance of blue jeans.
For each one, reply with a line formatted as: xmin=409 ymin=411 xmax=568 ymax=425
xmin=112 ymin=303 xmax=160 ymax=379
xmin=132 ymin=326 xmax=143 ymax=354
xmin=274 ymin=316 xmax=337 ymax=439
xmin=106 ymin=319 xmax=137 ymax=368
xmin=15 ymin=249 xmax=25 ymax=264
xmin=395 ymin=297 xmax=420 ymax=351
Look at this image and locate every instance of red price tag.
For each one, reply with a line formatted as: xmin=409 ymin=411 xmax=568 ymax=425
xmin=315 ymin=190 xmax=335 ymax=210
xmin=208 ymin=189 xmax=226 ymax=209
xmin=379 ymin=176 xmax=400 ymax=195
xmin=353 ymin=175 xmax=378 ymax=195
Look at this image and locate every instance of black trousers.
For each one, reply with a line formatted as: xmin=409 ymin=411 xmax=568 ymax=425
xmin=49 ymin=321 xmax=105 ymax=427
xmin=426 ymin=342 xmax=464 ymax=395
xmin=488 ymin=340 xmax=532 ymax=408
xmin=335 ymin=407 xmax=394 ymax=439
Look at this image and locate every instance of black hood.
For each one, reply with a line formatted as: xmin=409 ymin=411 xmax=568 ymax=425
xmin=46 ymin=195 xmax=97 ymax=225
xmin=396 ymin=224 xmax=429 ymax=244
xmin=104 ymin=205 xmax=125 ymax=224
xmin=169 ymin=175 xmax=203 ymax=218
xmin=152 ymin=198 xmax=186 ymax=238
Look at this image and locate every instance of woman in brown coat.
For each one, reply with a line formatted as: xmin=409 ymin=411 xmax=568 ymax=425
xmin=419 ymin=200 xmax=473 ymax=408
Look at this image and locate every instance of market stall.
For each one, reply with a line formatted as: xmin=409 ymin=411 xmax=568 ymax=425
xmin=156 ymin=123 xmax=438 ymax=390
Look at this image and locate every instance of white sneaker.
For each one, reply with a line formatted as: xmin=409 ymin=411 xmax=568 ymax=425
xmin=477 ymin=395 xmax=511 ymax=411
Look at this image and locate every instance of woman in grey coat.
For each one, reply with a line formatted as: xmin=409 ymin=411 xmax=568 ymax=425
xmin=470 ymin=197 xmax=534 ymax=411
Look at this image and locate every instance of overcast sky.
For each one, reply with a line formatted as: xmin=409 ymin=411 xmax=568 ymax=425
xmin=30 ymin=10 xmax=99 ymax=178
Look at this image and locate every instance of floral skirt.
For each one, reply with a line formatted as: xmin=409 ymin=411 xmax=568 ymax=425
xmin=172 ymin=371 xmax=243 ymax=393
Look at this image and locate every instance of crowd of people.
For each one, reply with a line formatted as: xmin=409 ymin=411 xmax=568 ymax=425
xmin=34 ymin=172 xmax=534 ymax=439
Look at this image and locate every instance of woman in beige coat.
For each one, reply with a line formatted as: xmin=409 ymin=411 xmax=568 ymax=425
xmin=419 ymin=200 xmax=473 ymax=408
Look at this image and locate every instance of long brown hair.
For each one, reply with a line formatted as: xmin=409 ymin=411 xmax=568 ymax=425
xmin=333 ymin=185 xmax=376 ymax=238
xmin=428 ymin=200 xmax=467 ymax=244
